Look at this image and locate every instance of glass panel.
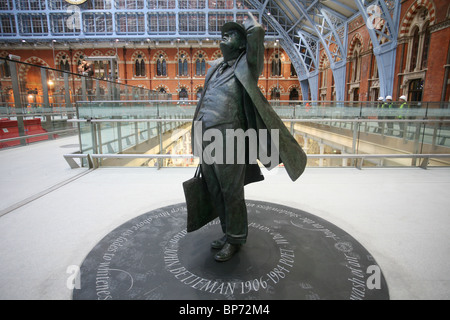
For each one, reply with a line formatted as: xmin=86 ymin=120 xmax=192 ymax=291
xmin=0 ymin=57 xmax=78 ymax=149
xmin=3 ymin=57 xmax=449 ymax=169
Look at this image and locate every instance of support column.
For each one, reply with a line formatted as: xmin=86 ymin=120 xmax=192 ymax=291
xmin=64 ymin=72 xmax=73 ymax=119
xmin=375 ymin=46 xmax=398 ymax=98
xmin=300 ymin=80 xmax=310 ymax=101
xmin=355 ymin=0 xmax=401 ymax=99
xmin=331 ymin=63 xmax=347 ymax=102
xmin=308 ymin=74 xmax=319 ymax=101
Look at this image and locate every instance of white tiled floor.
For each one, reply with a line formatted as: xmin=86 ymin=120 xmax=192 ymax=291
xmin=0 ymin=136 xmax=449 ymax=299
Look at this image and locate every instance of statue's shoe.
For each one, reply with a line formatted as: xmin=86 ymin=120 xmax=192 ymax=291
xmin=211 ymin=235 xmax=227 ymax=249
xmin=214 ymin=243 xmax=240 ymax=262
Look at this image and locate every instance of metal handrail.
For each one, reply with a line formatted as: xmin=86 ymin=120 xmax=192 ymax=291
xmin=0 ymin=128 xmax=78 ymax=143
xmin=67 ymin=118 xmax=450 ymax=123
xmin=63 ymin=152 xmax=450 ymax=170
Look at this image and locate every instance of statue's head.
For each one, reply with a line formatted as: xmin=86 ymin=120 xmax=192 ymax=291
xmin=220 ymin=22 xmax=246 ymax=62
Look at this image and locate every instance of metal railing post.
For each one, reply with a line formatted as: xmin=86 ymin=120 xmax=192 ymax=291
xmin=81 ymin=77 xmax=87 ymax=101
xmin=41 ymin=69 xmax=54 ymax=139
xmin=64 ymin=72 xmax=73 ymax=119
xmin=9 ymin=60 xmax=26 ymax=146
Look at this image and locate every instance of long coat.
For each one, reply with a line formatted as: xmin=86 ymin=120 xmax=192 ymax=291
xmin=192 ymin=21 xmax=307 ymax=183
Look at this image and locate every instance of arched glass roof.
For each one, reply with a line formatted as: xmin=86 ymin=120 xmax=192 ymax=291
xmin=0 ymin=0 xmax=401 ymax=98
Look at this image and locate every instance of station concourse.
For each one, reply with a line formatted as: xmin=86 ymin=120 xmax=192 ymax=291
xmin=0 ymin=0 xmax=450 ymax=301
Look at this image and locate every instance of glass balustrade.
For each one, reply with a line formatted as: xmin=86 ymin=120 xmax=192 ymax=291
xmin=0 ymin=56 xmax=171 ymax=149
xmin=74 ymin=99 xmax=450 ymax=169
xmin=2 ymin=56 xmax=450 ymax=169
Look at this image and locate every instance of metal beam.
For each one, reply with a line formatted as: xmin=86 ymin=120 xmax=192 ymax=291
xmin=246 ymin=0 xmax=310 ymax=81
xmin=355 ymin=0 xmax=401 ymax=98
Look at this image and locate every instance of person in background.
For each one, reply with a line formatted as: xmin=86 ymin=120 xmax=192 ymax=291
xmin=384 ymin=95 xmax=394 ymax=135
xmin=397 ymin=95 xmax=409 ymax=137
xmin=375 ymin=96 xmax=384 ymax=133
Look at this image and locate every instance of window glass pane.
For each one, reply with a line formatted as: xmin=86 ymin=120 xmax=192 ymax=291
xmin=18 ymin=14 xmax=48 ymax=35
xmin=0 ymin=14 xmax=16 ymax=35
xmin=0 ymin=0 xmax=13 ymax=10
xmin=116 ymin=13 xmax=145 ymax=34
xmin=208 ymin=0 xmax=233 ymax=9
xmin=15 ymin=0 xmax=45 ymax=10
xmin=147 ymin=0 xmax=175 ymax=9
xmin=208 ymin=12 xmax=233 ymax=34
xmin=115 ymin=0 xmax=145 ymax=9
xmin=83 ymin=13 xmax=113 ymax=35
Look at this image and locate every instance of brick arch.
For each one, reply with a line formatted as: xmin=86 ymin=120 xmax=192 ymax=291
xmin=154 ymin=84 xmax=170 ymax=93
xmin=268 ymin=84 xmax=285 ymax=94
xmin=175 ymin=50 xmax=190 ymax=61
xmin=55 ymin=51 xmax=71 ymax=66
xmin=193 ymin=83 xmax=204 ymax=92
xmin=319 ymin=51 xmax=329 ymax=69
xmin=258 ymin=84 xmax=266 ymax=94
xmin=153 ymin=50 xmax=168 ymax=62
xmin=105 ymin=50 xmax=116 ymax=56
xmin=400 ymin=0 xmax=436 ymax=36
xmin=18 ymin=56 xmax=54 ymax=80
xmin=72 ymin=50 xmax=86 ymax=65
xmin=90 ymin=50 xmax=103 ymax=57
xmin=347 ymin=33 xmax=364 ymax=58
xmin=177 ymin=85 xmax=191 ymax=94
xmin=269 ymin=51 xmax=286 ymax=63
xmin=287 ymin=84 xmax=300 ymax=92
xmin=130 ymin=50 xmax=148 ymax=62
xmin=192 ymin=50 xmax=208 ymax=61
xmin=210 ymin=50 xmax=222 ymax=61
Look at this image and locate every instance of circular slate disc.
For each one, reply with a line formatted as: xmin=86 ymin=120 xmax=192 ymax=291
xmin=72 ymin=200 xmax=389 ymax=300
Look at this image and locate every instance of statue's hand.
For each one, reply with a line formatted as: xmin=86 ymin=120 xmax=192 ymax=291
xmin=244 ymin=11 xmax=259 ymax=30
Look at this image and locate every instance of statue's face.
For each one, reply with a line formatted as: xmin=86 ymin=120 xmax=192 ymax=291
xmin=220 ymin=30 xmax=245 ymax=61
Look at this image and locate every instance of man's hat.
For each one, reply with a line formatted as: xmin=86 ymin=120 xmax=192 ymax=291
xmin=221 ymin=21 xmax=246 ymax=39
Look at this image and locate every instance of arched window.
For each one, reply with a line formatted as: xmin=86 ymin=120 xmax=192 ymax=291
xmin=196 ymin=54 xmax=206 ymax=76
xmin=351 ymin=42 xmax=362 ymax=82
xmin=178 ymin=54 xmax=188 ymax=76
xmin=156 ymin=54 xmax=167 ymax=76
xmin=421 ymin=23 xmax=431 ymax=69
xmin=408 ymin=79 xmax=423 ymax=102
xmin=59 ymin=55 xmax=70 ymax=73
xmin=179 ymin=87 xmax=188 ymax=100
xmin=196 ymin=87 xmax=203 ymax=99
xmin=135 ymin=55 xmax=146 ymax=77
xmin=270 ymin=87 xmax=280 ymax=100
xmin=290 ymin=63 xmax=297 ymax=77
xmin=271 ymin=54 xmax=281 ymax=77
xmin=409 ymin=27 xmax=420 ymax=72
xmin=289 ymin=88 xmax=299 ymax=101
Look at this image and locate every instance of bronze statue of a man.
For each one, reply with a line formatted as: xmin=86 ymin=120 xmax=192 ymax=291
xmin=190 ymin=13 xmax=307 ymax=262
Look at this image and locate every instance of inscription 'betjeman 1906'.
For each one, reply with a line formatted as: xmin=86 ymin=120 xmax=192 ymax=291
xmin=164 ymin=215 xmax=295 ymax=296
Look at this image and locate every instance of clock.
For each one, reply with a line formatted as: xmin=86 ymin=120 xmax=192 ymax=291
xmin=65 ymin=0 xmax=87 ymax=4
